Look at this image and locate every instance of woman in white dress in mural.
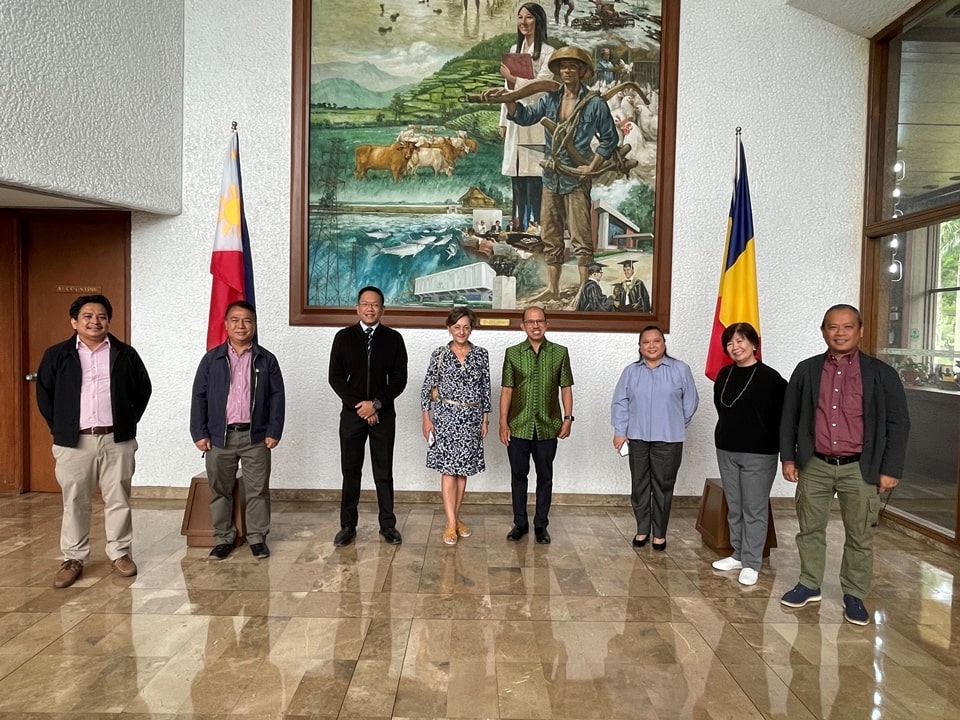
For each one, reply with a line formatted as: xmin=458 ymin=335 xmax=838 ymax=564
xmin=498 ymin=2 xmax=555 ymax=231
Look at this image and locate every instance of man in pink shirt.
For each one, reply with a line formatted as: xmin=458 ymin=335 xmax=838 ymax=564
xmin=37 ymin=295 xmax=152 ymax=589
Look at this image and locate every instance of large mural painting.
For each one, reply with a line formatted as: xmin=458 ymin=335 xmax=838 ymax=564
xmin=298 ymin=0 xmax=675 ymax=326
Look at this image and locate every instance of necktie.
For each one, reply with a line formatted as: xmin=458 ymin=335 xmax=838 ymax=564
xmin=365 ymin=327 xmax=374 ymax=354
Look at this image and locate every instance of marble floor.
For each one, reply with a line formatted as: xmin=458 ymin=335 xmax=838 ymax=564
xmin=1 ymin=494 xmax=959 ymax=719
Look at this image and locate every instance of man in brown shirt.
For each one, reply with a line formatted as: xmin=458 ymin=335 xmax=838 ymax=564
xmin=778 ymin=304 xmax=910 ymax=624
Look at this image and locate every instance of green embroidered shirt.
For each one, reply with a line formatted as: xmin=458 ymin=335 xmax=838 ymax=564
xmin=501 ymin=338 xmax=574 ymax=440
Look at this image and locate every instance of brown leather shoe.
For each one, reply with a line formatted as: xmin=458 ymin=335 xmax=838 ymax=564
xmin=53 ymin=559 xmax=83 ymax=589
xmin=111 ymin=554 xmax=138 ymax=577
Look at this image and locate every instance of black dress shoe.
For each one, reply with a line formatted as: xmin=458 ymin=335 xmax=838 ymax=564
xmin=632 ymin=535 xmax=648 ymax=548
xmin=209 ymin=543 xmax=232 ymax=560
xmin=333 ymin=526 xmax=356 ymax=547
xmin=506 ymin=525 xmax=529 ymax=541
xmin=380 ymin=527 xmax=402 ymax=545
xmin=250 ymin=542 xmax=270 ymax=559
xmin=534 ymin=527 xmax=551 ymax=544
xmin=652 ymin=540 xmax=667 ymax=552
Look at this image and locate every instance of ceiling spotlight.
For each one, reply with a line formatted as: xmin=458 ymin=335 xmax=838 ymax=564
xmin=893 ymin=161 xmax=905 ymax=180
xmin=892 ymin=208 xmax=903 ymax=218
xmin=892 ymin=187 xmax=901 ymax=198
xmin=890 ymin=235 xmax=899 ymax=249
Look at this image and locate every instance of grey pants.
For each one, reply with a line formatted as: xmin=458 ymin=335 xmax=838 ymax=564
xmin=716 ymin=449 xmax=778 ymax=570
xmin=628 ymin=440 xmax=683 ymax=538
xmin=206 ymin=428 xmax=272 ymax=545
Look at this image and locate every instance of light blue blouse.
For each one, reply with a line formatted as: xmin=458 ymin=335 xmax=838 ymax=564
xmin=610 ymin=356 xmax=699 ymax=442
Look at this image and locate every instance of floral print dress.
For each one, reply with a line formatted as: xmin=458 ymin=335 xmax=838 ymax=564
xmin=420 ymin=343 xmax=492 ymax=476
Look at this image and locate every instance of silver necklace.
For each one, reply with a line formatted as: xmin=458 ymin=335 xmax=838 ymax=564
xmin=719 ymin=363 xmax=759 ymax=408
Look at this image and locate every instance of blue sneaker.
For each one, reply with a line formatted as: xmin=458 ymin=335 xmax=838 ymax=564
xmin=780 ymin=583 xmax=822 ymax=608
xmin=842 ymin=594 xmax=870 ymax=625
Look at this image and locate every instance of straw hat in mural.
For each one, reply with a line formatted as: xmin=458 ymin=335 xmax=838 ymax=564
xmin=547 ymin=46 xmax=595 ymax=81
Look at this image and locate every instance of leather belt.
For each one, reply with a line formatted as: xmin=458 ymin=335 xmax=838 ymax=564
xmin=813 ymin=451 xmax=860 ymax=466
xmin=226 ymin=423 xmax=251 ymax=432
xmin=439 ymin=398 xmax=479 ymax=408
xmin=79 ymin=426 xmax=113 ymax=435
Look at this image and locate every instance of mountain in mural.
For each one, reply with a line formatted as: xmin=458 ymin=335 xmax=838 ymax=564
xmin=311 ymin=77 xmax=414 ymax=109
xmin=311 ymin=61 xmax=418 ymax=92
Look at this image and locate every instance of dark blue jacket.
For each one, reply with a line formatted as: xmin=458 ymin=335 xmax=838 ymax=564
xmin=36 ymin=333 xmax=152 ymax=448
xmin=190 ymin=342 xmax=285 ymax=448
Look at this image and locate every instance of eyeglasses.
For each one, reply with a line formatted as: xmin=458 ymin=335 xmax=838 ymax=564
xmin=358 ymin=302 xmax=382 ymax=309
xmin=524 ymin=319 xmax=546 ymax=326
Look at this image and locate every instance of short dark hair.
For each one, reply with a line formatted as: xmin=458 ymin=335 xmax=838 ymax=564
xmin=357 ymin=286 xmax=385 ymax=304
xmin=821 ymin=304 xmax=863 ymax=329
xmin=639 ymin=324 xmax=664 ymax=341
xmin=446 ymin=307 xmax=477 ymax=328
xmin=69 ymin=294 xmax=113 ymax=320
xmin=225 ymin=300 xmax=256 ymax=320
xmin=720 ymin=322 xmax=760 ymax=353
xmin=522 ymin=305 xmax=547 ymax=322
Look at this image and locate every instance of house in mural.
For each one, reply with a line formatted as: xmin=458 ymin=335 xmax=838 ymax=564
xmin=458 ymin=186 xmax=497 ymax=209
xmin=593 ymin=199 xmax=653 ymax=252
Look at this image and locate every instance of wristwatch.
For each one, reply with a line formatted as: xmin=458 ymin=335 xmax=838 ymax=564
xmin=372 ymin=399 xmax=382 ymax=411
xmin=563 ymin=415 xmax=575 ymax=421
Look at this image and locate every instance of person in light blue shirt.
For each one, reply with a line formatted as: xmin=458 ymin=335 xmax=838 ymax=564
xmin=611 ymin=326 xmax=699 ymax=550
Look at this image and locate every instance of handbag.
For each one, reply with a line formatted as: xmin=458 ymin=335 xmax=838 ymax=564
xmin=428 ymin=347 xmax=445 ymax=402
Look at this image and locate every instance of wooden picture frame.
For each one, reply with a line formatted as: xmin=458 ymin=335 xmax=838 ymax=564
xmin=290 ymin=0 xmax=678 ymax=331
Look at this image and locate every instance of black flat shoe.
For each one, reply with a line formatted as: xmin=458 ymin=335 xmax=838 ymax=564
xmin=209 ymin=543 xmax=232 ymax=560
xmin=506 ymin=525 xmax=528 ymax=541
xmin=333 ymin=526 xmax=356 ymax=547
xmin=534 ymin=527 xmax=551 ymax=544
xmin=380 ymin=527 xmax=402 ymax=545
xmin=652 ymin=540 xmax=667 ymax=552
xmin=632 ymin=535 xmax=648 ymax=548
xmin=250 ymin=542 xmax=270 ymax=559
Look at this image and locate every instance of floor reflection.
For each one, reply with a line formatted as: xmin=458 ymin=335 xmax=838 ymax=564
xmin=0 ymin=494 xmax=958 ymax=718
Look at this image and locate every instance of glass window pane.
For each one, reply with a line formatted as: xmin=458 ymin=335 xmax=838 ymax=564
xmin=877 ymin=218 xmax=959 ymax=537
xmin=879 ymin=0 xmax=960 ymax=220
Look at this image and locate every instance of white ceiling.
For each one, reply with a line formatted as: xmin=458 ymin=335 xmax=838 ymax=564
xmin=786 ymin=0 xmax=923 ymax=37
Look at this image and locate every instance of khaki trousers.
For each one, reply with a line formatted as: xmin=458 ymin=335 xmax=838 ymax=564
xmin=53 ymin=434 xmax=138 ymax=563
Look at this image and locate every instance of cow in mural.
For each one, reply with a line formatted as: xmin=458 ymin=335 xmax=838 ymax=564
xmin=353 ymin=142 xmax=417 ymax=182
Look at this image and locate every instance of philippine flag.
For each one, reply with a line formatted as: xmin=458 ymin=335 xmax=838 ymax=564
xmin=705 ymin=137 xmax=760 ymax=380
xmin=206 ymin=132 xmax=256 ymax=350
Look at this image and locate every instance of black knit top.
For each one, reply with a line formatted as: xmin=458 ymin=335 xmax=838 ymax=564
xmin=713 ymin=361 xmax=787 ymax=455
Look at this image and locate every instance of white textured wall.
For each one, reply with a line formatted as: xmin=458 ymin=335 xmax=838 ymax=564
xmin=132 ymin=0 xmax=868 ymax=499
xmin=0 ymin=0 xmax=183 ymax=213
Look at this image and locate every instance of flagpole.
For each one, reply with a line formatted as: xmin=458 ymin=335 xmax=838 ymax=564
xmin=734 ymin=126 xmax=741 ymax=181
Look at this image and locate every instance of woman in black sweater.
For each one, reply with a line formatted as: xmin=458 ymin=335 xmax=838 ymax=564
xmin=711 ymin=322 xmax=786 ymax=586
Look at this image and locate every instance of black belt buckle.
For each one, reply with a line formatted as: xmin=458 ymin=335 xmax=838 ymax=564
xmin=227 ymin=423 xmax=251 ymax=432
xmin=815 ymin=452 xmax=859 ymax=466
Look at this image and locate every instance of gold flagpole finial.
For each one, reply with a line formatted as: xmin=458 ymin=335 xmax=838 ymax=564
xmin=231 ymin=121 xmax=238 ymax=133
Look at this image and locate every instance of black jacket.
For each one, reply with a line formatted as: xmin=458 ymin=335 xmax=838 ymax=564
xmin=36 ymin=333 xmax=152 ymax=447
xmin=329 ymin=323 xmax=407 ymax=415
xmin=780 ymin=351 xmax=910 ymax=485
xmin=190 ymin=342 xmax=285 ymax=448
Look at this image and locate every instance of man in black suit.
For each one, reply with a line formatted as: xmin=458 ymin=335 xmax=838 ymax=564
xmin=779 ymin=304 xmax=910 ymax=625
xmin=329 ymin=286 xmax=408 ymax=546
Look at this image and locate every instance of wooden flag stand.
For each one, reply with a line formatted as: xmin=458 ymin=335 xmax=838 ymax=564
xmin=180 ymin=471 xmax=247 ymax=548
xmin=695 ymin=476 xmax=777 ymax=557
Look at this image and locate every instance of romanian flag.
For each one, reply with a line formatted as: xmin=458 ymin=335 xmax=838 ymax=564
xmin=206 ymin=132 xmax=256 ymax=350
xmin=705 ymin=138 xmax=760 ymax=380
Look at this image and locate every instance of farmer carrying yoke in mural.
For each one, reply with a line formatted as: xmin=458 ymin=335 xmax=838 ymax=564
xmin=466 ymin=46 xmax=621 ymax=301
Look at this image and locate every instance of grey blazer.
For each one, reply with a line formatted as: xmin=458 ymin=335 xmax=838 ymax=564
xmin=779 ymin=351 xmax=910 ymax=485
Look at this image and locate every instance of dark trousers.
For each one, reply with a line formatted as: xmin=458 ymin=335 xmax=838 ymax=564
xmin=338 ymin=409 xmax=396 ymax=530
xmin=507 ymin=435 xmax=557 ymax=529
xmin=628 ymin=440 xmax=683 ymax=538
xmin=511 ymin=176 xmax=543 ymax=230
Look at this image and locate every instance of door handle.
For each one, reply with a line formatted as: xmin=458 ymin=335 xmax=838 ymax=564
xmin=25 ymin=373 xmax=38 ymax=381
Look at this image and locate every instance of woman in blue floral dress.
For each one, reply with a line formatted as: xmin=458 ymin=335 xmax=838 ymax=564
xmin=420 ymin=308 xmax=491 ymax=545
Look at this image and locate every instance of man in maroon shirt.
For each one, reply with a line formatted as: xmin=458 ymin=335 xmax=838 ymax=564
xmin=778 ymin=304 xmax=910 ymax=624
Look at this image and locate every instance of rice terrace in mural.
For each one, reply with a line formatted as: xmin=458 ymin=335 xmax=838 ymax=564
xmin=308 ymin=0 xmax=663 ymax=313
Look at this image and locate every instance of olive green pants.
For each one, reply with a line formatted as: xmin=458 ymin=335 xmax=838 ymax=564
xmin=795 ymin=456 xmax=881 ymax=599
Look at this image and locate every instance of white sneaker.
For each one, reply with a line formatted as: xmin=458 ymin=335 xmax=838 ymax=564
xmin=738 ymin=568 xmax=759 ymax=586
xmin=712 ymin=556 xmax=742 ymax=571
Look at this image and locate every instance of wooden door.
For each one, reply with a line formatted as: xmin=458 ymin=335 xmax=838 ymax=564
xmin=21 ymin=211 xmax=130 ymax=492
